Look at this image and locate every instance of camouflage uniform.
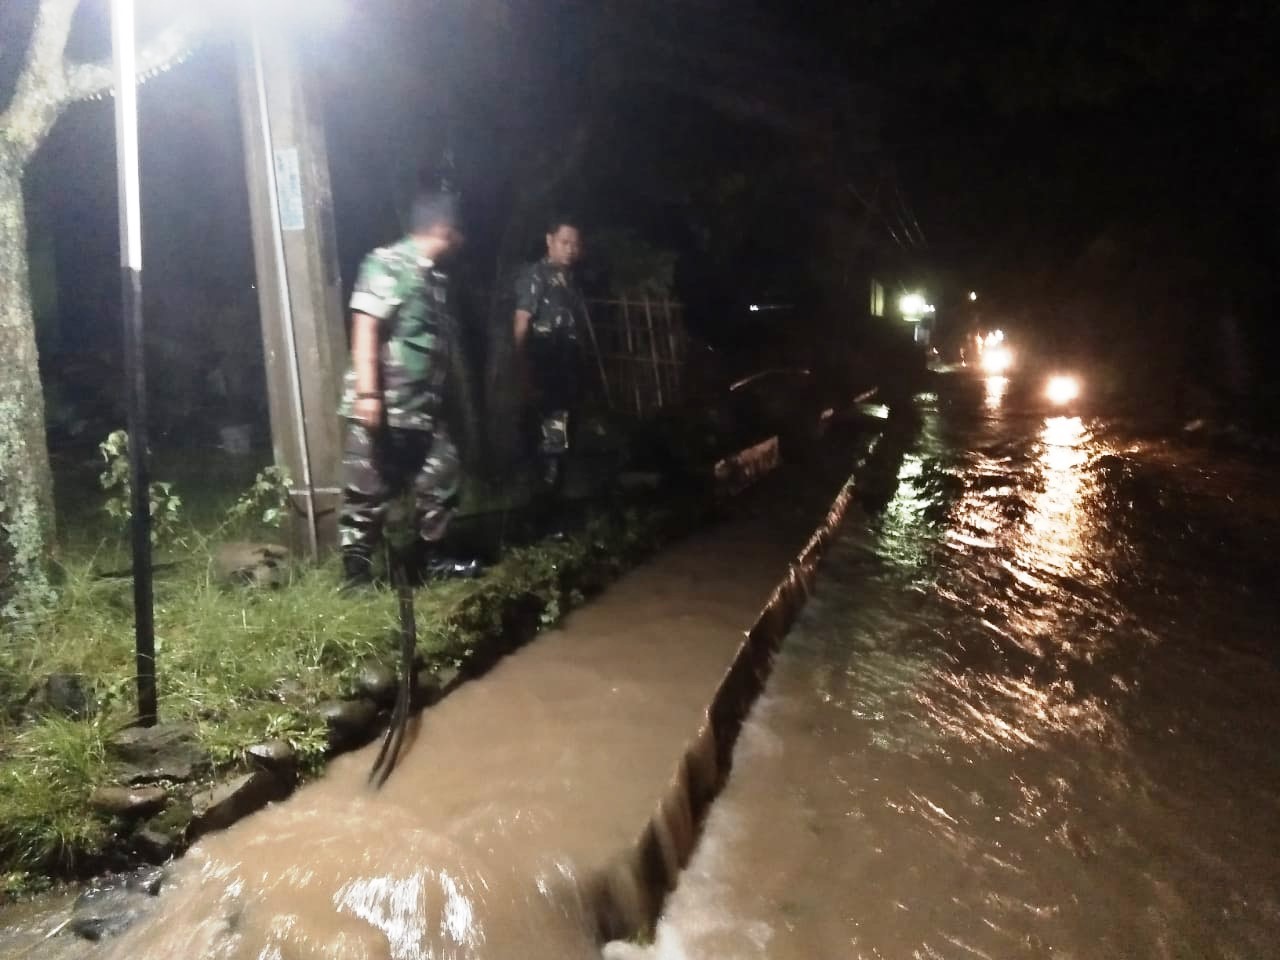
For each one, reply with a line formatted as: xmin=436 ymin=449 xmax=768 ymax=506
xmin=339 ymin=238 xmax=461 ymax=568
xmin=515 ymin=258 xmax=585 ymax=490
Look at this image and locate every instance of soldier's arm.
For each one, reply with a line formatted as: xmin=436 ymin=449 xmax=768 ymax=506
xmin=514 ymin=309 xmax=532 ymax=350
xmin=513 ymin=265 xmax=540 ymax=350
xmin=351 ymin=312 xmax=380 ymax=395
xmin=348 ymin=252 xmax=399 ymax=425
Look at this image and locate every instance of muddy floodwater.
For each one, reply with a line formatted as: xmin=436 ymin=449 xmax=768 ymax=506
xmin=7 ymin=375 xmax=1279 ymax=959
xmin=633 ymin=376 xmax=1280 ymax=959
xmin=1 ymin=422 xmax=878 ymax=960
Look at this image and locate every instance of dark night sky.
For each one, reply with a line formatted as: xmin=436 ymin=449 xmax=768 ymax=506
xmin=5 ymin=0 xmax=1278 ymax=420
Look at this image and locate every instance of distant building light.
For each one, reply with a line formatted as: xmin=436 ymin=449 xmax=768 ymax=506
xmin=870 ymin=278 xmax=886 ymax=317
xmin=899 ymin=293 xmax=926 ymax=318
xmin=749 ymin=304 xmax=760 ymax=312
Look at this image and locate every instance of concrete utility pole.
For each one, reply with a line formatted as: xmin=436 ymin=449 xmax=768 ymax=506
xmin=236 ymin=15 xmax=346 ymax=556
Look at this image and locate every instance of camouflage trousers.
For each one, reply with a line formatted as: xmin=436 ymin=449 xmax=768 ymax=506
xmin=537 ymin=407 xmax=572 ymax=490
xmin=338 ymin=422 xmax=460 ymax=561
xmin=528 ymin=338 xmax=579 ymax=494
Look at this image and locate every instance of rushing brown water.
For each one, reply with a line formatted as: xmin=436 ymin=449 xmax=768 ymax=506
xmin=103 ymin=536 xmax=786 ymax=960
xmin=3 ymin=426 xmax=878 ymax=960
xmin=625 ymin=376 xmax=1280 ymax=959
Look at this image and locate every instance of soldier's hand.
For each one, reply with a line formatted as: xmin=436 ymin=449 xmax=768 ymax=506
xmin=354 ymin=395 xmax=383 ymax=428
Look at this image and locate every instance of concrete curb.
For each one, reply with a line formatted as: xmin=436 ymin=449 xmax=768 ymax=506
xmin=589 ymin=417 xmax=901 ymax=942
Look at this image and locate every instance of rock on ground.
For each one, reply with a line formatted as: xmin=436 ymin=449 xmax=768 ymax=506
xmin=108 ymin=722 xmax=210 ymax=783
xmin=89 ymin=785 xmax=167 ymax=819
xmin=70 ymin=868 xmax=166 ymax=941
xmin=188 ymin=770 xmax=290 ymax=839
xmin=213 ymin=542 xmax=290 ymax=589
xmin=25 ymin=673 xmax=91 ymax=720
xmin=317 ymin=698 xmax=379 ymax=750
xmin=354 ymin=661 xmax=397 ymax=706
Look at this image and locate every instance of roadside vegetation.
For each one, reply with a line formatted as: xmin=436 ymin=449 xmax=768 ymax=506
xmin=0 ymin=435 xmax=684 ymax=898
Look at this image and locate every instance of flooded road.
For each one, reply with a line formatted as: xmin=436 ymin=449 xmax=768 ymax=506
xmin=9 ymin=376 xmax=1279 ymax=959
xmin=635 ymin=376 xmax=1280 ymax=959
xmin=3 ymin=424 xmax=881 ymax=960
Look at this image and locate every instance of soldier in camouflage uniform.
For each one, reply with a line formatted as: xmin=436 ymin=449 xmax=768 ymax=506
xmin=513 ymin=217 xmax=585 ymax=522
xmin=338 ymin=193 xmax=465 ymax=586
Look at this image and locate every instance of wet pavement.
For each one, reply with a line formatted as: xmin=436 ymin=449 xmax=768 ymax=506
xmin=630 ymin=375 xmax=1280 ymax=959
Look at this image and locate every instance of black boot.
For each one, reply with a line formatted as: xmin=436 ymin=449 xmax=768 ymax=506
xmin=412 ymin=540 xmax=484 ymax=583
xmin=533 ymin=455 xmax=569 ymax=540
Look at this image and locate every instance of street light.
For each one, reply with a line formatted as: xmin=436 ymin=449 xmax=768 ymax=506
xmin=109 ymin=1 xmax=344 ymax=723
xmin=899 ymin=292 xmax=926 ymax=318
xmin=899 ymin=292 xmax=936 ymax=322
xmin=111 ymin=0 xmax=157 ymax=726
xmin=1046 ymin=375 xmax=1082 ymax=405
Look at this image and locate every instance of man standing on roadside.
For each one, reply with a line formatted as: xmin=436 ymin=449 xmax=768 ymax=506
xmin=338 ymin=192 xmax=466 ymax=587
xmin=513 ymin=217 xmax=585 ymax=527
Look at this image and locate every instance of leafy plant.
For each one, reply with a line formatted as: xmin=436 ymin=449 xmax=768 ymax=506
xmin=225 ymin=465 xmax=292 ymax=529
xmin=97 ymin=430 xmax=184 ymax=546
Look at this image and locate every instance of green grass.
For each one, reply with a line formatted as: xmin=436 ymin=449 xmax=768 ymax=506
xmin=1 ymin=454 xmax=683 ymax=890
xmin=0 ymin=716 xmax=110 ymax=878
xmin=0 ymin=552 xmax=392 ymax=879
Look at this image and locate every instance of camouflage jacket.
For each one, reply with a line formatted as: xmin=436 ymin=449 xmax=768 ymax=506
xmin=340 ymin=238 xmax=455 ymax=431
xmin=515 ymin=258 xmax=584 ymax=341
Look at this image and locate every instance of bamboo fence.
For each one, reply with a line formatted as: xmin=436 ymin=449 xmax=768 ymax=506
xmin=581 ymin=296 xmax=688 ymax=418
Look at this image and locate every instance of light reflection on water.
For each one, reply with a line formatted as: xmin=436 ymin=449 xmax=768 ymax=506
xmin=983 ymin=375 xmax=1009 ymax=410
xmin=1024 ymin=415 xmax=1090 ymax=578
xmin=640 ymin=383 xmax=1280 ymax=960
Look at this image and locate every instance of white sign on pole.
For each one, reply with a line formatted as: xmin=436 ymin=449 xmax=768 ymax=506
xmin=274 ymin=147 xmax=305 ymax=231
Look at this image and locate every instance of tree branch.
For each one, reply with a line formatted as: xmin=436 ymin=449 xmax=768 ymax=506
xmin=0 ymin=0 xmax=80 ymax=158
xmin=0 ymin=2 xmax=199 ymax=168
xmin=64 ymin=19 xmax=200 ymax=104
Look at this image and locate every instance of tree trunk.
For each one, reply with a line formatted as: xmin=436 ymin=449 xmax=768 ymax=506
xmin=0 ymin=1 xmax=196 ymax=621
xmin=0 ymin=160 xmax=57 ymax=621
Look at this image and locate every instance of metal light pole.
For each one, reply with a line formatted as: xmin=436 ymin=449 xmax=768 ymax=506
xmin=111 ymin=0 xmax=158 ymax=726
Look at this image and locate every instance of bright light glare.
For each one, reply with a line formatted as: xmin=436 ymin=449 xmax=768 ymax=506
xmin=899 ymin=293 xmax=926 ymax=317
xmin=1046 ymin=375 xmax=1081 ymax=405
xmin=981 ymin=345 xmax=1013 ymax=374
xmin=748 ymin=304 xmax=760 ymax=312
xmin=242 ymin=0 xmax=348 ymax=31
xmin=969 ymin=291 xmax=978 ymax=301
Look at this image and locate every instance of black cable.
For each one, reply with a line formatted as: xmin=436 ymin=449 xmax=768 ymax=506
xmin=368 ymin=545 xmax=417 ymax=789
